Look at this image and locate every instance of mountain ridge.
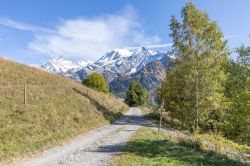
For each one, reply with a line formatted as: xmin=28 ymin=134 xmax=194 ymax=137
xmin=40 ymin=57 xmax=93 ymax=73
xmin=39 ymin=47 xmax=171 ymax=101
xmin=40 ymin=47 xmax=170 ymax=80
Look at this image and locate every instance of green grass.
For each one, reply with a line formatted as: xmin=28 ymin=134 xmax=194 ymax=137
xmin=110 ymin=128 xmax=249 ymax=166
xmin=145 ymin=112 xmax=250 ymax=155
xmin=0 ymin=58 xmax=128 ymax=163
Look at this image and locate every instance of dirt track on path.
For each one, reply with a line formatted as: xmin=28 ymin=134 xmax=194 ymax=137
xmin=18 ymin=107 xmax=146 ymax=166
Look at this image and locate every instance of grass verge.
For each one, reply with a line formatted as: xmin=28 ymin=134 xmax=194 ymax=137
xmin=145 ymin=112 xmax=250 ymax=155
xmin=110 ymin=127 xmax=249 ymax=166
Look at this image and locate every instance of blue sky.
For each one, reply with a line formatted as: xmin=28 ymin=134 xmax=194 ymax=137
xmin=0 ymin=0 xmax=249 ymax=64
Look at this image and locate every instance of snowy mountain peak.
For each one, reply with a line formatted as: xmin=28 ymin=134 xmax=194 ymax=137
xmin=98 ymin=48 xmax=133 ymax=63
xmin=85 ymin=47 xmax=169 ymax=76
xmin=141 ymin=46 xmax=148 ymax=52
xmin=113 ymin=48 xmax=133 ymax=57
xmin=40 ymin=47 xmax=170 ymax=82
xmin=133 ymin=47 xmax=150 ymax=56
xmin=41 ymin=57 xmax=92 ymax=73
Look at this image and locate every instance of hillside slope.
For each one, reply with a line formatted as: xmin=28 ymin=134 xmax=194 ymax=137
xmin=0 ymin=58 xmax=128 ymax=162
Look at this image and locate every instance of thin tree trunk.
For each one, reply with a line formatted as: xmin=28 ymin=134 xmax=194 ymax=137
xmin=158 ymin=108 xmax=163 ymax=132
xmin=195 ymin=60 xmax=199 ymax=131
xmin=158 ymin=101 xmax=164 ymax=132
xmin=24 ymin=85 xmax=27 ymax=105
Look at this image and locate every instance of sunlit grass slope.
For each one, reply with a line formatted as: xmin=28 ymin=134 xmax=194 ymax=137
xmin=110 ymin=128 xmax=249 ymax=166
xmin=0 ymin=58 xmax=128 ymax=162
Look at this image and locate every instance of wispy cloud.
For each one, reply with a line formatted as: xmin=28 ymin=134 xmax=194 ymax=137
xmin=29 ymin=6 xmax=162 ymax=60
xmin=0 ymin=17 xmax=52 ymax=33
xmin=0 ymin=6 xmax=164 ymax=60
xmin=126 ymin=43 xmax=172 ymax=50
xmin=223 ymin=35 xmax=249 ymax=40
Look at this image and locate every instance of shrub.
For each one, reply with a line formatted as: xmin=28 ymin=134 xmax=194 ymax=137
xmin=83 ymin=73 xmax=109 ymax=93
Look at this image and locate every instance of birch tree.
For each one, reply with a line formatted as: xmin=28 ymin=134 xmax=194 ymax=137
xmin=161 ymin=2 xmax=229 ymax=131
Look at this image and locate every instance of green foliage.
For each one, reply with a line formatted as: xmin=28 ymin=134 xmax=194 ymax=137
xmin=159 ymin=2 xmax=249 ymax=146
xmin=224 ymin=45 xmax=250 ymax=145
xmin=160 ymin=2 xmax=229 ymax=131
xmin=125 ymin=81 xmax=148 ymax=106
xmin=83 ymin=73 xmax=109 ymax=93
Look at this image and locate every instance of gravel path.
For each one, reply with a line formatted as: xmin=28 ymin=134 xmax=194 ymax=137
xmin=18 ymin=107 xmax=146 ymax=166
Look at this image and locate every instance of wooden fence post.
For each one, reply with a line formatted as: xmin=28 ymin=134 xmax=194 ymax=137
xmin=158 ymin=101 xmax=164 ymax=132
xmin=66 ymin=89 xmax=68 ymax=100
xmin=24 ymin=85 xmax=27 ymax=105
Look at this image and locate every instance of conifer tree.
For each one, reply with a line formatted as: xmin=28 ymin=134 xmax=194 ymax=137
xmin=125 ymin=81 xmax=148 ymax=106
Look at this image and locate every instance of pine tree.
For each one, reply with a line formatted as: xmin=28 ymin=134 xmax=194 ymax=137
xmin=125 ymin=81 xmax=148 ymax=106
xmin=160 ymin=2 xmax=229 ymax=131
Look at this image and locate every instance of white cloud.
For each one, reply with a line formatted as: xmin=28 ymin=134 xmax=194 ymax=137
xmin=223 ymin=35 xmax=249 ymax=40
xmin=27 ymin=6 xmax=162 ymax=60
xmin=0 ymin=17 xmax=52 ymax=33
xmin=125 ymin=43 xmax=172 ymax=50
xmin=0 ymin=6 xmax=166 ymax=60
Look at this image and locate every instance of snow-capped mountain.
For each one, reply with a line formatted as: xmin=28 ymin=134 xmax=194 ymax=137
xmin=39 ymin=47 xmax=171 ymax=102
xmin=79 ymin=47 xmax=169 ymax=81
xmin=40 ymin=47 xmax=170 ymax=81
xmin=110 ymin=59 xmax=168 ymax=102
xmin=40 ymin=57 xmax=93 ymax=73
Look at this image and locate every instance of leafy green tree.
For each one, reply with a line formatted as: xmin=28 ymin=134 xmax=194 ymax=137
xmin=83 ymin=73 xmax=109 ymax=93
xmin=160 ymin=2 xmax=229 ymax=131
xmin=125 ymin=81 xmax=148 ymax=106
xmin=224 ymin=45 xmax=250 ymax=145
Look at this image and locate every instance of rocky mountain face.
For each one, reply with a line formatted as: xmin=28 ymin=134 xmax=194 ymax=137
xmin=109 ymin=56 xmax=168 ymax=103
xmin=69 ymin=47 xmax=168 ymax=82
xmin=40 ymin=47 xmax=171 ymax=102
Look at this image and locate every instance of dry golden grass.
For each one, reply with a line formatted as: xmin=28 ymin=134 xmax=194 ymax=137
xmin=0 ymin=58 xmax=128 ymax=162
